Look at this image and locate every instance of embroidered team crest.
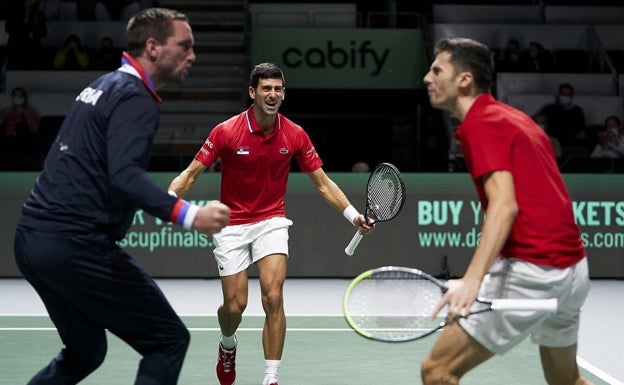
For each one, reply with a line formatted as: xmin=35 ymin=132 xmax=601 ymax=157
xmin=236 ymin=147 xmax=250 ymax=155
xmin=279 ymin=147 xmax=289 ymax=154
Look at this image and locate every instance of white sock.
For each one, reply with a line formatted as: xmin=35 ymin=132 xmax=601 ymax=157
xmin=263 ymin=359 xmax=280 ymax=384
xmin=220 ymin=334 xmax=237 ymax=351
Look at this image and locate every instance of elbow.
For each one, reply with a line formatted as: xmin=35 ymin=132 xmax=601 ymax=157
xmin=505 ymin=200 xmax=519 ymax=222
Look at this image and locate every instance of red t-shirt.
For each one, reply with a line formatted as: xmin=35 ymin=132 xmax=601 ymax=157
xmin=456 ymin=94 xmax=585 ymax=268
xmin=195 ymin=107 xmax=323 ymax=225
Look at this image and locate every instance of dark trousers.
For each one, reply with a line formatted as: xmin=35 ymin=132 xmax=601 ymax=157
xmin=13 ymin=226 xmax=190 ymax=385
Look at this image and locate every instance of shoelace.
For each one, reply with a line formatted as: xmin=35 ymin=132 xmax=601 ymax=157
xmin=220 ymin=351 xmax=235 ymax=371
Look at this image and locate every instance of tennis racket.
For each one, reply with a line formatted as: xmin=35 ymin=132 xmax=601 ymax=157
xmin=343 ymin=266 xmax=558 ymax=342
xmin=344 ymin=162 xmax=406 ymax=256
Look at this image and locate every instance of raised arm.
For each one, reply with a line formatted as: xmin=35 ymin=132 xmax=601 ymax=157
xmin=168 ymin=159 xmax=208 ymax=198
xmin=306 ymin=168 xmax=373 ymax=233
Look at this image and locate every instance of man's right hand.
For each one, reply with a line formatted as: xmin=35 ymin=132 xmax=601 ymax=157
xmin=193 ymin=201 xmax=230 ymax=235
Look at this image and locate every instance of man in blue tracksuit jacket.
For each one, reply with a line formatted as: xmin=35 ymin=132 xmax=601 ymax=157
xmin=12 ymin=8 xmax=230 ymax=385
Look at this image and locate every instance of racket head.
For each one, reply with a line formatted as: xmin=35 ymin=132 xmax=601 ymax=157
xmin=343 ymin=266 xmax=448 ymax=342
xmin=364 ymin=162 xmax=406 ymax=223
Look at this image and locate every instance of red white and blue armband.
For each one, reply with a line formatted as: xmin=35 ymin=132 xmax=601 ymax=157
xmin=169 ymin=199 xmax=200 ymax=230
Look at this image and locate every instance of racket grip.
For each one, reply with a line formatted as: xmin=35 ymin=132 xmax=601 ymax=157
xmin=345 ymin=231 xmax=364 ymax=256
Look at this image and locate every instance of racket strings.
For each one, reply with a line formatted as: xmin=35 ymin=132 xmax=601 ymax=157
xmin=366 ymin=168 xmax=405 ymax=221
xmin=346 ymin=271 xmax=446 ymax=341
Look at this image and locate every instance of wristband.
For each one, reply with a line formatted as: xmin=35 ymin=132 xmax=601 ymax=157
xmin=169 ymin=199 xmax=200 ymax=230
xmin=168 ymin=190 xmax=177 ymax=197
xmin=342 ymin=205 xmax=360 ymax=226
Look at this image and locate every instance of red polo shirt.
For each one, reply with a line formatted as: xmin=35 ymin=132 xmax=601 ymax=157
xmin=195 ymin=106 xmax=323 ymax=225
xmin=456 ymin=94 xmax=585 ymax=268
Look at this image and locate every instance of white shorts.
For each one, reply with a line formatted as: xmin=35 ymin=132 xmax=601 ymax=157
xmin=459 ymin=257 xmax=590 ymax=355
xmin=212 ymin=217 xmax=293 ymax=276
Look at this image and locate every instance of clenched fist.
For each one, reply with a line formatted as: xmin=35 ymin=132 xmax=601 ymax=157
xmin=192 ymin=201 xmax=230 ymax=235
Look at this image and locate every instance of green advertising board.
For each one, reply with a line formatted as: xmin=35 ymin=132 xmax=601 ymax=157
xmin=250 ymin=28 xmax=429 ymax=89
xmin=1 ymin=173 xmax=622 ymax=278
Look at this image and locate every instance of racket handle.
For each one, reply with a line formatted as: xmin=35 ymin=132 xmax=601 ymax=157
xmin=491 ymin=298 xmax=558 ymax=312
xmin=345 ymin=232 xmax=364 ymax=256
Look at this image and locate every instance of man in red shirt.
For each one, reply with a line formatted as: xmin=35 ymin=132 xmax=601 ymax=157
xmin=168 ymin=62 xmax=373 ymax=385
xmin=421 ymin=37 xmax=592 ymax=385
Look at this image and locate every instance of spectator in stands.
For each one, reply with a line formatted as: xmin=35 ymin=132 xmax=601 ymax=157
xmin=590 ymin=115 xmax=624 ymax=158
xmin=351 ymin=161 xmax=370 ymax=172
xmin=1 ymin=46 xmax=6 ymax=91
xmin=521 ymin=41 xmax=553 ymax=72
xmin=0 ymin=87 xmax=40 ymax=143
xmin=533 ymin=113 xmax=562 ymax=158
xmin=538 ymin=83 xmax=587 ymax=156
xmin=615 ymin=116 xmax=624 ymax=137
xmin=92 ymin=36 xmax=122 ymax=70
xmin=0 ymin=86 xmax=40 ymax=162
xmin=4 ymin=0 xmax=47 ymax=70
xmin=496 ymin=38 xmax=524 ymax=72
xmin=53 ymin=33 xmax=90 ymax=70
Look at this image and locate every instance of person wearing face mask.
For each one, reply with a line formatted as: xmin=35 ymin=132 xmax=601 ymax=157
xmin=590 ymin=115 xmax=624 ymax=158
xmin=538 ymin=83 xmax=587 ymax=157
xmin=0 ymin=87 xmax=40 ymax=158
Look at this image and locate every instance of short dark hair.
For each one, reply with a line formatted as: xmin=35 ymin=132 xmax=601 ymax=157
xmin=559 ymin=83 xmax=574 ymax=94
xmin=11 ymin=87 xmax=27 ymax=98
xmin=125 ymin=8 xmax=189 ymax=57
xmin=433 ymin=37 xmax=495 ymax=94
xmin=605 ymin=115 xmax=621 ymax=127
xmin=249 ymin=62 xmax=285 ymax=89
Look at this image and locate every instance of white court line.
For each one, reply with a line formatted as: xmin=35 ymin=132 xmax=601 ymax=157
xmin=3 ymin=319 xmax=620 ymax=384
xmin=577 ymin=356 xmax=624 ymax=385
xmin=0 ymin=313 xmax=341 ymax=317
xmin=0 ymin=327 xmax=352 ymax=332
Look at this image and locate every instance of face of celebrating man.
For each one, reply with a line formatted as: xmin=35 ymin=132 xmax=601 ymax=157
xmin=154 ymin=19 xmax=196 ymax=85
xmin=250 ymin=78 xmax=285 ymax=118
xmin=423 ymin=51 xmax=462 ymax=112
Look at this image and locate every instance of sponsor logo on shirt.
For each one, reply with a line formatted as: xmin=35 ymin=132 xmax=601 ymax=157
xmin=76 ymin=87 xmax=103 ymax=106
xmin=237 ymin=147 xmax=250 ymax=155
xmin=280 ymin=147 xmax=289 ymax=154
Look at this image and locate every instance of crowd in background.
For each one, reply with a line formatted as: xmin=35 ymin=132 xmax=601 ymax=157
xmin=2 ymin=0 xmax=133 ymax=71
xmin=1 ymin=0 xmax=623 ymax=172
